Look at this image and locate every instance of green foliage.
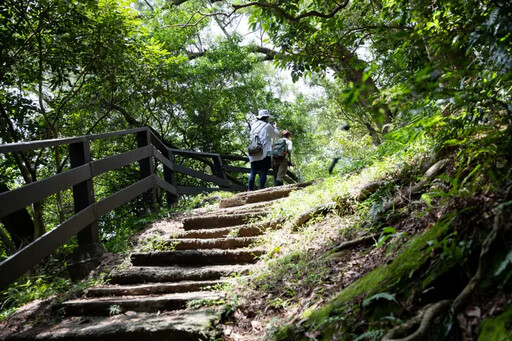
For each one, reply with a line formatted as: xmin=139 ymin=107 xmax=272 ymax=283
xmin=255 ymin=249 xmax=329 ymax=296
xmin=362 ymin=292 xmax=398 ymax=308
xmin=221 ymin=291 xmax=238 ymax=319
xmin=108 ymin=304 xmax=122 ymax=316
xmin=138 ymin=236 xmax=178 ymax=252
xmin=187 ymin=298 xmax=225 ymax=309
xmin=1 ymin=1 xmax=511 ymax=338
xmin=0 ymin=277 xmax=70 ymax=321
xmin=495 ymin=249 xmax=512 ymax=278
xmin=353 ymin=329 xmax=386 ymax=341
xmin=479 ymin=304 xmax=512 ymax=341
xmin=0 ymin=271 xmax=108 ymax=322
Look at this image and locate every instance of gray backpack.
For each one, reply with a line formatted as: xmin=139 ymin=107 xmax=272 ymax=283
xmin=271 ymin=138 xmax=288 ymax=159
xmin=248 ymin=122 xmax=266 ymax=156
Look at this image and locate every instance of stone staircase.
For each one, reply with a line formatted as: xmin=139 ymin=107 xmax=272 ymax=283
xmin=6 ymin=183 xmax=310 ymax=341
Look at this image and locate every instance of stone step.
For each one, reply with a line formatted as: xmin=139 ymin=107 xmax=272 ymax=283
xmin=215 ymin=206 xmax=269 ymax=216
xmin=182 ymin=213 xmax=264 ymax=230
xmin=109 ymin=264 xmax=251 ymax=285
xmin=216 ymin=200 xmax=277 ymax=215
xmin=219 ymin=182 xmax=313 ymax=208
xmin=86 ymin=279 xmax=227 ymax=297
xmin=7 ymin=308 xmax=221 ymax=340
xmin=174 ymin=219 xmax=284 ymax=239
xmin=62 ymin=291 xmax=220 ymax=316
xmin=130 ymin=249 xmax=264 ymax=267
xmin=169 ymin=237 xmax=258 ymax=250
xmin=175 ymin=225 xmax=263 ymax=239
xmin=166 ymin=237 xmax=258 ymax=250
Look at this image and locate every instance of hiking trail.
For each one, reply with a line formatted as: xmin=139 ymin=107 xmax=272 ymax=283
xmin=6 ymin=183 xmax=310 ymax=340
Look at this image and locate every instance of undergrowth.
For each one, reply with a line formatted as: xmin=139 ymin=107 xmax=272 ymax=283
xmin=225 ymin=114 xmax=512 ymax=340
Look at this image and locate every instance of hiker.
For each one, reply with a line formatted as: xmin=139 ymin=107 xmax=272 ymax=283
xmin=248 ymin=109 xmax=280 ymax=191
xmin=272 ymin=130 xmax=293 ymax=186
xmin=328 ymin=124 xmax=350 ymax=174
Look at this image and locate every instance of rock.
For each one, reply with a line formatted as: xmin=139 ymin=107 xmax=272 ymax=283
xmin=422 ymin=159 xmax=449 ymax=180
xmin=352 ymin=181 xmax=387 ymax=201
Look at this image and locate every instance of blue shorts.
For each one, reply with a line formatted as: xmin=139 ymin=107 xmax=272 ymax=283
xmin=250 ymin=156 xmax=272 ymax=172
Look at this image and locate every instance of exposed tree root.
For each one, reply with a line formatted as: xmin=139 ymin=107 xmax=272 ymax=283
xmin=330 ymin=234 xmax=378 ymax=253
xmin=383 ymin=199 xmax=510 ymax=341
xmin=381 ymin=300 xmax=451 ymax=341
xmin=352 ymin=181 xmax=387 ymax=201
xmin=452 ymin=205 xmax=508 ymax=312
xmin=292 ymin=202 xmax=337 ymax=229
xmin=384 ymin=159 xmax=449 ymax=211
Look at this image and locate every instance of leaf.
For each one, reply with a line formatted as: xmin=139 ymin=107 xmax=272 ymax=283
xmin=461 ymin=164 xmax=482 ymax=186
xmin=495 ymin=249 xmax=512 ymax=276
xmin=353 ymin=330 xmax=385 ymax=341
xmin=362 ymin=292 xmax=398 ymax=307
xmin=382 ymin=227 xmax=397 ymax=234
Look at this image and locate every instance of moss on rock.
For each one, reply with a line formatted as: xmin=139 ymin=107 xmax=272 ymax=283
xmin=479 ymin=304 xmax=512 ymax=341
xmin=276 ymin=214 xmax=456 ymax=340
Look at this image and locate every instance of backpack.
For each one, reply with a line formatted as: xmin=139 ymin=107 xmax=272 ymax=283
xmin=272 ymin=138 xmax=288 ymax=159
xmin=248 ymin=122 xmax=266 ymax=156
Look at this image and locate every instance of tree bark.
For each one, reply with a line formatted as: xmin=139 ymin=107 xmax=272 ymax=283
xmin=55 ymin=146 xmax=66 ymax=224
xmin=0 ymin=183 xmax=35 ymax=248
xmin=0 ymin=225 xmax=16 ymax=255
xmin=0 ymin=102 xmax=46 ymax=238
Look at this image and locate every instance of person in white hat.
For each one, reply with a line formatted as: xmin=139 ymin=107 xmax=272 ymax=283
xmin=248 ymin=109 xmax=280 ymax=190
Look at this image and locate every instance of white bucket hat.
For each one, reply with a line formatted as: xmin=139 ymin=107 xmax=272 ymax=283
xmin=258 ymin=109 xmax=270 ymax=119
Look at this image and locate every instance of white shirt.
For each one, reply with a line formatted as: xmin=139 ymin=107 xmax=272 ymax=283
xmin=248 ymin=120 xmax=280 ymax=162
xmin=285 ymin=138 xmax=293 ymax=152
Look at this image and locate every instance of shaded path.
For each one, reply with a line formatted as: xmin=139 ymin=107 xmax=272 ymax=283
xmin=7 ymin=183 xmax=310 ymax=340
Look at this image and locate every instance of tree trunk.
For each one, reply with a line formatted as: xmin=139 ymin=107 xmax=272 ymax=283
xmin=0 ymin=225 xmax=16 ymax=255
xmin=31 ymin=201 xmax=45 ymax=239
xmin=0 ymin=183 xmax=36 ymax=248
xmin=335 ymin=44 xmax=392 ymax=128
xmin=364 ymin=122 xmax=381 ymax=146
xmin=55 ymin=146 xmax=66 ymax=223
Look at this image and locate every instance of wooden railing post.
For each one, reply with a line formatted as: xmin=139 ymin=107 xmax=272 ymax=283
xmin=137 ymin=129 xmax=157 ymax=212
xmin=165 ymin=150 xmax=179 ymax=205
xmin=213 ymin=155 xmax=229 ymax=189
xmin=68 ymin=139 xmax=105 ymax=279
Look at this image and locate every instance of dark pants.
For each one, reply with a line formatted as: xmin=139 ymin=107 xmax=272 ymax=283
xmin=272 ymin=158 xmax=288 ymax=186
xmin=248 ymin=156 xmax=271 ymax=191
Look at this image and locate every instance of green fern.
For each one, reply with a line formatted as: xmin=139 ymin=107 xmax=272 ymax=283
xmin=353 ymin=329 xmax=385 ymax=341
xmin=362 ymin=292 xmax=398 ymax=308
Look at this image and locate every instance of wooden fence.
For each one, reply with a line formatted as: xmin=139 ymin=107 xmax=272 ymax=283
xmin=0 ymin=127 xmax=296 ymax=290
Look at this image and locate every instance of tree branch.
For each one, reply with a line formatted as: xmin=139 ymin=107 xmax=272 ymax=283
xmin=142 ymin=0 xmax=154 ymax=11
xmin=171 ymin=0 xmax=223 ymax=5
xmin=0 ymin=102 xmax=34 ymax=183
xmin=232 ymin=1 xmax=350 ymax=22
xmin=253 ymin=46 xmax=278 ymax=60
xmin=164 ymin=10 xmax=236 ymax=28
xmin=187 ymin=45 xmax=278 ymax=61
xmin=171 ymin=1 xmax=349 ymax=30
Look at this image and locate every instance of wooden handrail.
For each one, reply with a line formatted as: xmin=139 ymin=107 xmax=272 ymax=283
xmin=0 ymin=128 xmax=148 ymax=154
xmin=0 ymin=127 xmax=261 ymax=290
xmin=0 ymin=126 xmax=299 ymax=290
xmin=0 ymin=175 xmax=156 ymax=289
xmin=0 ymin=146 xmax=154 ymax=219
